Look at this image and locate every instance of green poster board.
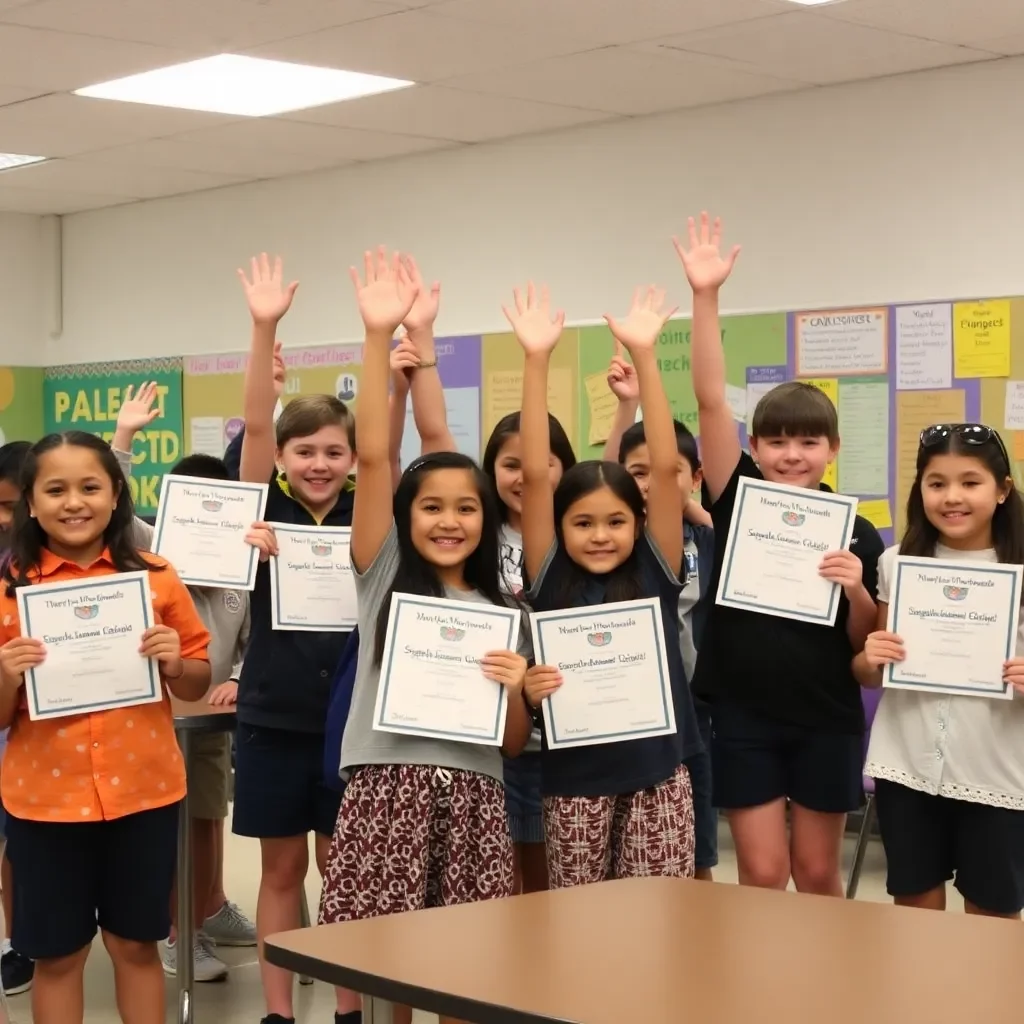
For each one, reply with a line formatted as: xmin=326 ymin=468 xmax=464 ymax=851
xmin=0 ymin=367 xmax=44 ymax=444
xmin=43 ymin=359 xmax=184 ymax=517
xmin=576 ymin=313 xmax=788 ymax=459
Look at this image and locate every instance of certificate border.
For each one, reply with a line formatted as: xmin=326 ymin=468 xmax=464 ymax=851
xmin=152 ymin=475 xmax=267 ymax=590
xmin=375 ymin=594 xmax=517 ymax=744
xmin=532 ymin=598 xmax=674 ymax=748
xmin=19 ymin=573 xmax=158 ymax=719
xmin=268 ymin=523 xmax=358 ymax=632
xmin=885 ymin=556 xmax=1022 ymax=697
xmin=717 ymin=476 xmax=857 ymax=625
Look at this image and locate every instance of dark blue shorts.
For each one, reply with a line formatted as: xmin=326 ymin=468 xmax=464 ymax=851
xmin=233 ymin=723 xmax=341 ymax=839
xmin=503 ymin=751 xmax=544 ymax=845
xmin=875 ymin=779 xmax=1024 ymax=915
xmin=711 ymin=702 xmax=863 ymax=814
xmin=4 ymin=802 xmax=179 ymax=960
xmin=688 ymin=700 xmax=718 ymax=870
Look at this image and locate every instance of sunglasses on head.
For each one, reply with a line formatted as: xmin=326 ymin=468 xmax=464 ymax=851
xmin=919 ymin=423 xmax=1011 ymax=469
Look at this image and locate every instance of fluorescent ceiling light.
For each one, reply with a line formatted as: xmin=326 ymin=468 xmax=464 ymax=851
xmin=74 ymin=54 xmax=414 ymax=117
xmin=0 ymin=153 xmax=46 ymax=172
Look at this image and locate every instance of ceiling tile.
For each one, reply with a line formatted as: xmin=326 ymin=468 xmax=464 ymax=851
xmin=427 ymin=0 xmax=793 ymax=46
xmin=0 ymin=94 xmax=236 ymax=158
xmin=815 ymin=0 xmax=1024 ymax=47
xmin=0 ymin=157 xmax=243 ymax=198
xmin=285 ymin=84 xmax=612 ymax=141
xmin=977 ymin=31 xmax=1024 ymax=55
xmin=0 ymin=0 xmax=409 ymax=51
xmin=246 ymin=8 xmax=595 ymax=82
xmin=0 ymin=84 xmax=41 ymax=107
xmin=0 ymin=186 xmax=128 ymax=214
xmin=443 ymin=45 xmax=804 ymax=116
xmin=655 ymin=10 xmax=997 ymax=84
xmin=0 ymin=24 xmax=185 ymax=93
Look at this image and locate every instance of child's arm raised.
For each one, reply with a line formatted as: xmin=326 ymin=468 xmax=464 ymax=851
xmin=350 ymin=248 xmax=418 ymax=573
xmin=602 ymin=341 xmax=639 ymax=462
xmin=503 ymin=284 xmax=565 ymax=584
xmin=606 ymin=287 xmax=683 ymax=573
xmin=112 ymin=382 xmax=160 ymax=455
xmin=402 ymin=256 xmax=454 ymax=454
xmin=388 ymin=336 xmax=419 ymax=490
xmin=236 ymin=254 xmax=298 ymax=484
xmin=674 ymin=213 xmax=741 ymax=502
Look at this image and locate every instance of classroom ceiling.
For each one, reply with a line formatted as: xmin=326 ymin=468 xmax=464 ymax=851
xmin=0 ymin=0 xmax=1020 ymax=215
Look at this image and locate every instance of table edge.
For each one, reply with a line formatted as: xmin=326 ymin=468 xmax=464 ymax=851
xmin=264 ymin=942 xmax=580 ymax=1024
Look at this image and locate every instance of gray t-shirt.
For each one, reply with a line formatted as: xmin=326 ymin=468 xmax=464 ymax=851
xmin=340 ymin=527 xmax=531 ymax=783
xmin=676 ymin=531 xmax=700 ymax=681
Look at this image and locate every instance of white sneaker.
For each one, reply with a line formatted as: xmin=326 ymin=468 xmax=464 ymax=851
xmin=159 ymin=935 xmax=229 ymax=983
xmin=202 ymin=900 xmax=257 ymax=947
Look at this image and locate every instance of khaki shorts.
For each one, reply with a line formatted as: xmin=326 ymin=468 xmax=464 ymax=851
xmin=180 ymin=732 xmax=232 ymax=820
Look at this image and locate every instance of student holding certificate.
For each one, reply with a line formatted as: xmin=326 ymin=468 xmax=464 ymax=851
xmin=319 ymin=249 xmax=532 ymax=1024
xmin=511 ymin=283 xmax=704 ymax=888
xmin=854 ymin=424 xmax=1024 ymax=919
xmin=678 ymin=213 xmax=884 ymax=899
xmin=0 ymin=432 xmax=211 ymax=1024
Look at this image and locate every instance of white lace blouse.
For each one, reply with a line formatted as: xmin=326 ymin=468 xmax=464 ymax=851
xmin=865 ymin=544 xmax=1024 ymax=810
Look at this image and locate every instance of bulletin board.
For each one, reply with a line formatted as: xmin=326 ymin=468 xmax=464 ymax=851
xmin=0 ymin=290 xmax=1016 ymax=544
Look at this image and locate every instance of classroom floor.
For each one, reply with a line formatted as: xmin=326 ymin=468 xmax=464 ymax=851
xmin=6 ymin=818 xmax=946 ymax=1024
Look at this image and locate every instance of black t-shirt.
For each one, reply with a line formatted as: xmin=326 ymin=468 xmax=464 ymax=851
xmin=692 ymin=453 xmax=883 ymax=734
xmin=528 ymin=533 xmax=704 ymax=798
xmin=237 ymin=478 xmax=354 ymax=734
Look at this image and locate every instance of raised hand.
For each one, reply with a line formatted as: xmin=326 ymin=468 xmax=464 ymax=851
xmin=607 ymin=341 xmax=639 ymax=402
xmin=673 ymin=212 xmax=741 ymax=294
xmin=401 ymin=255 xmax=441 ymax=334
xmin=237 ymin=253 xmax=299 ymax=325
xmin=390 ymin=334 xmax=420 ymax=393
xmin=502 ymin=283 xmax=565 ymax=355
xmin=604 ymin=286 xmax=677 ymax=353
xmin=350 ymin=246 xmax=419 ymax=335
xmin=272 ymin=341 xmax=287 ymax=398
xmin=118 ymin=382 xmax=161 ymax=435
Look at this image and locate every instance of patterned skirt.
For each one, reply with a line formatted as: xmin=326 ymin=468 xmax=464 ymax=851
xmin=543 ymin=763 xmax=695 ymax=888
xmin=319 ymin=763 xmax=514 ymax=924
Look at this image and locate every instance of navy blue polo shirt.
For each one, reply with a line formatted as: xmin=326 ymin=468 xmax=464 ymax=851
xmin=528 ymin=533 xmax=704 ymax=799
xmin=237 ymin=472 xmax=355 ymax=735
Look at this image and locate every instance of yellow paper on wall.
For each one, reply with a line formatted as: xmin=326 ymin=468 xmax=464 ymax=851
xmin=895 ymin=389 xmax=966 ymax=533
xmin=801 ymin=378 xmax=838 ymax=489
xmin=953 ymin=300 xmax=1011 ymax=378
xmin=1014 ymin=431 xmax=1024 ymax=463
xmin=857 ymin=499 xmax=892 ymax=530
xmin=583 ymin=371 xmax=619 ymax=447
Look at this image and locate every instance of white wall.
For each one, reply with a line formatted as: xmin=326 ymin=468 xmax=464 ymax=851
xmin=55 ymin=55 xmax=1024 ymax=364
xmin=0 ymin=213 xmax=46 ymax=365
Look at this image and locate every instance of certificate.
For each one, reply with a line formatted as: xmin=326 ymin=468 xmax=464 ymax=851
xmin=716 ymin=476 xmax=858 ymax=626
xmin=373 ymin=593 xmax=519 ymax=745
xmin=885 ymin=556 xmax=1023 ymax=699
xmin=530 ymin=598 xmax=676 ymax=749
xmin=153 ymin=475 xmax=268 ymax=590
xmin=17 ymin=572 xmax=160 ymax=720
xmin=269 ymin=524 xmax=357 ymax=631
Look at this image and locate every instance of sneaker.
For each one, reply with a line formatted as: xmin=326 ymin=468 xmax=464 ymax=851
xmin=259 ymin=1016 xmax=295 ymax=1024
xmin=159 ymin=935 xmax=229 ymax=983
xmin=0 ymin=946 xmax=34 ymax=995
xmin=202 ymin=899 xmax=257 ymax=947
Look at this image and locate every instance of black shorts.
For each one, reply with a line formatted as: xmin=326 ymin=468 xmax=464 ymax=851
xmin=689 ymin=699 xmax=718 ymax=870
xmin=711 ymin=702 xmax=863 ymax=814
xmin=4 ymin=802 xmax=179 ymax=960
xmin=233 ymin=723 xmax=341 ymax=839
xmin=875 ymin=779 xmax=1024 ymax=915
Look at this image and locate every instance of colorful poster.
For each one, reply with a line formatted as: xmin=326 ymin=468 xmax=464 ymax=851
xmin=0 ymin=367 xmax=44 ymax=445
xmin=481 ymin=329 xmax=579 ymax=452
xmin=183 ymin=343 xmax=363 ymax=457
xmin=44 ymin=359 xmax=183 ymax=517
xmin=795 ymin=308 xmax=888 ymax=376
xmin=400 ymin=336 xmax=481 ymax=466
xmin=953 ymin=300 xmax=1011 ymax=378
xmin=858 ymin=499 xmax=893 ymax=530
xmin=895 ymin=303 xmax=952 ymax=390
xmin=838 ymin=377 xmax=889 ymax=496
xmin=745 ymin=365 xmax=787 ymax=433
xmin=979 ymin=297 xmax=1024 ymax=484
xmin=576 ymin=324 xmax=618 ymax=459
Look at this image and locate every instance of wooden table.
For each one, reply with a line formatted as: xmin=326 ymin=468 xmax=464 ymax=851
xmin=265 ymin=876 xmax=1024 ymax=1024
xmin=171 ymin=698 xmax=236 ymax=1024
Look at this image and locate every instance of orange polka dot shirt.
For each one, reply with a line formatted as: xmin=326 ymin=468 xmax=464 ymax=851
xmin=0 ymin=548 xmax=211 ymax=823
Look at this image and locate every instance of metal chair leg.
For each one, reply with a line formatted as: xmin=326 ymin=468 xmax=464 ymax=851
xmin=298 ymin=889 xmax=313 ymax=985
xmin=845 ymin=793 xmax=876 ymax=900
